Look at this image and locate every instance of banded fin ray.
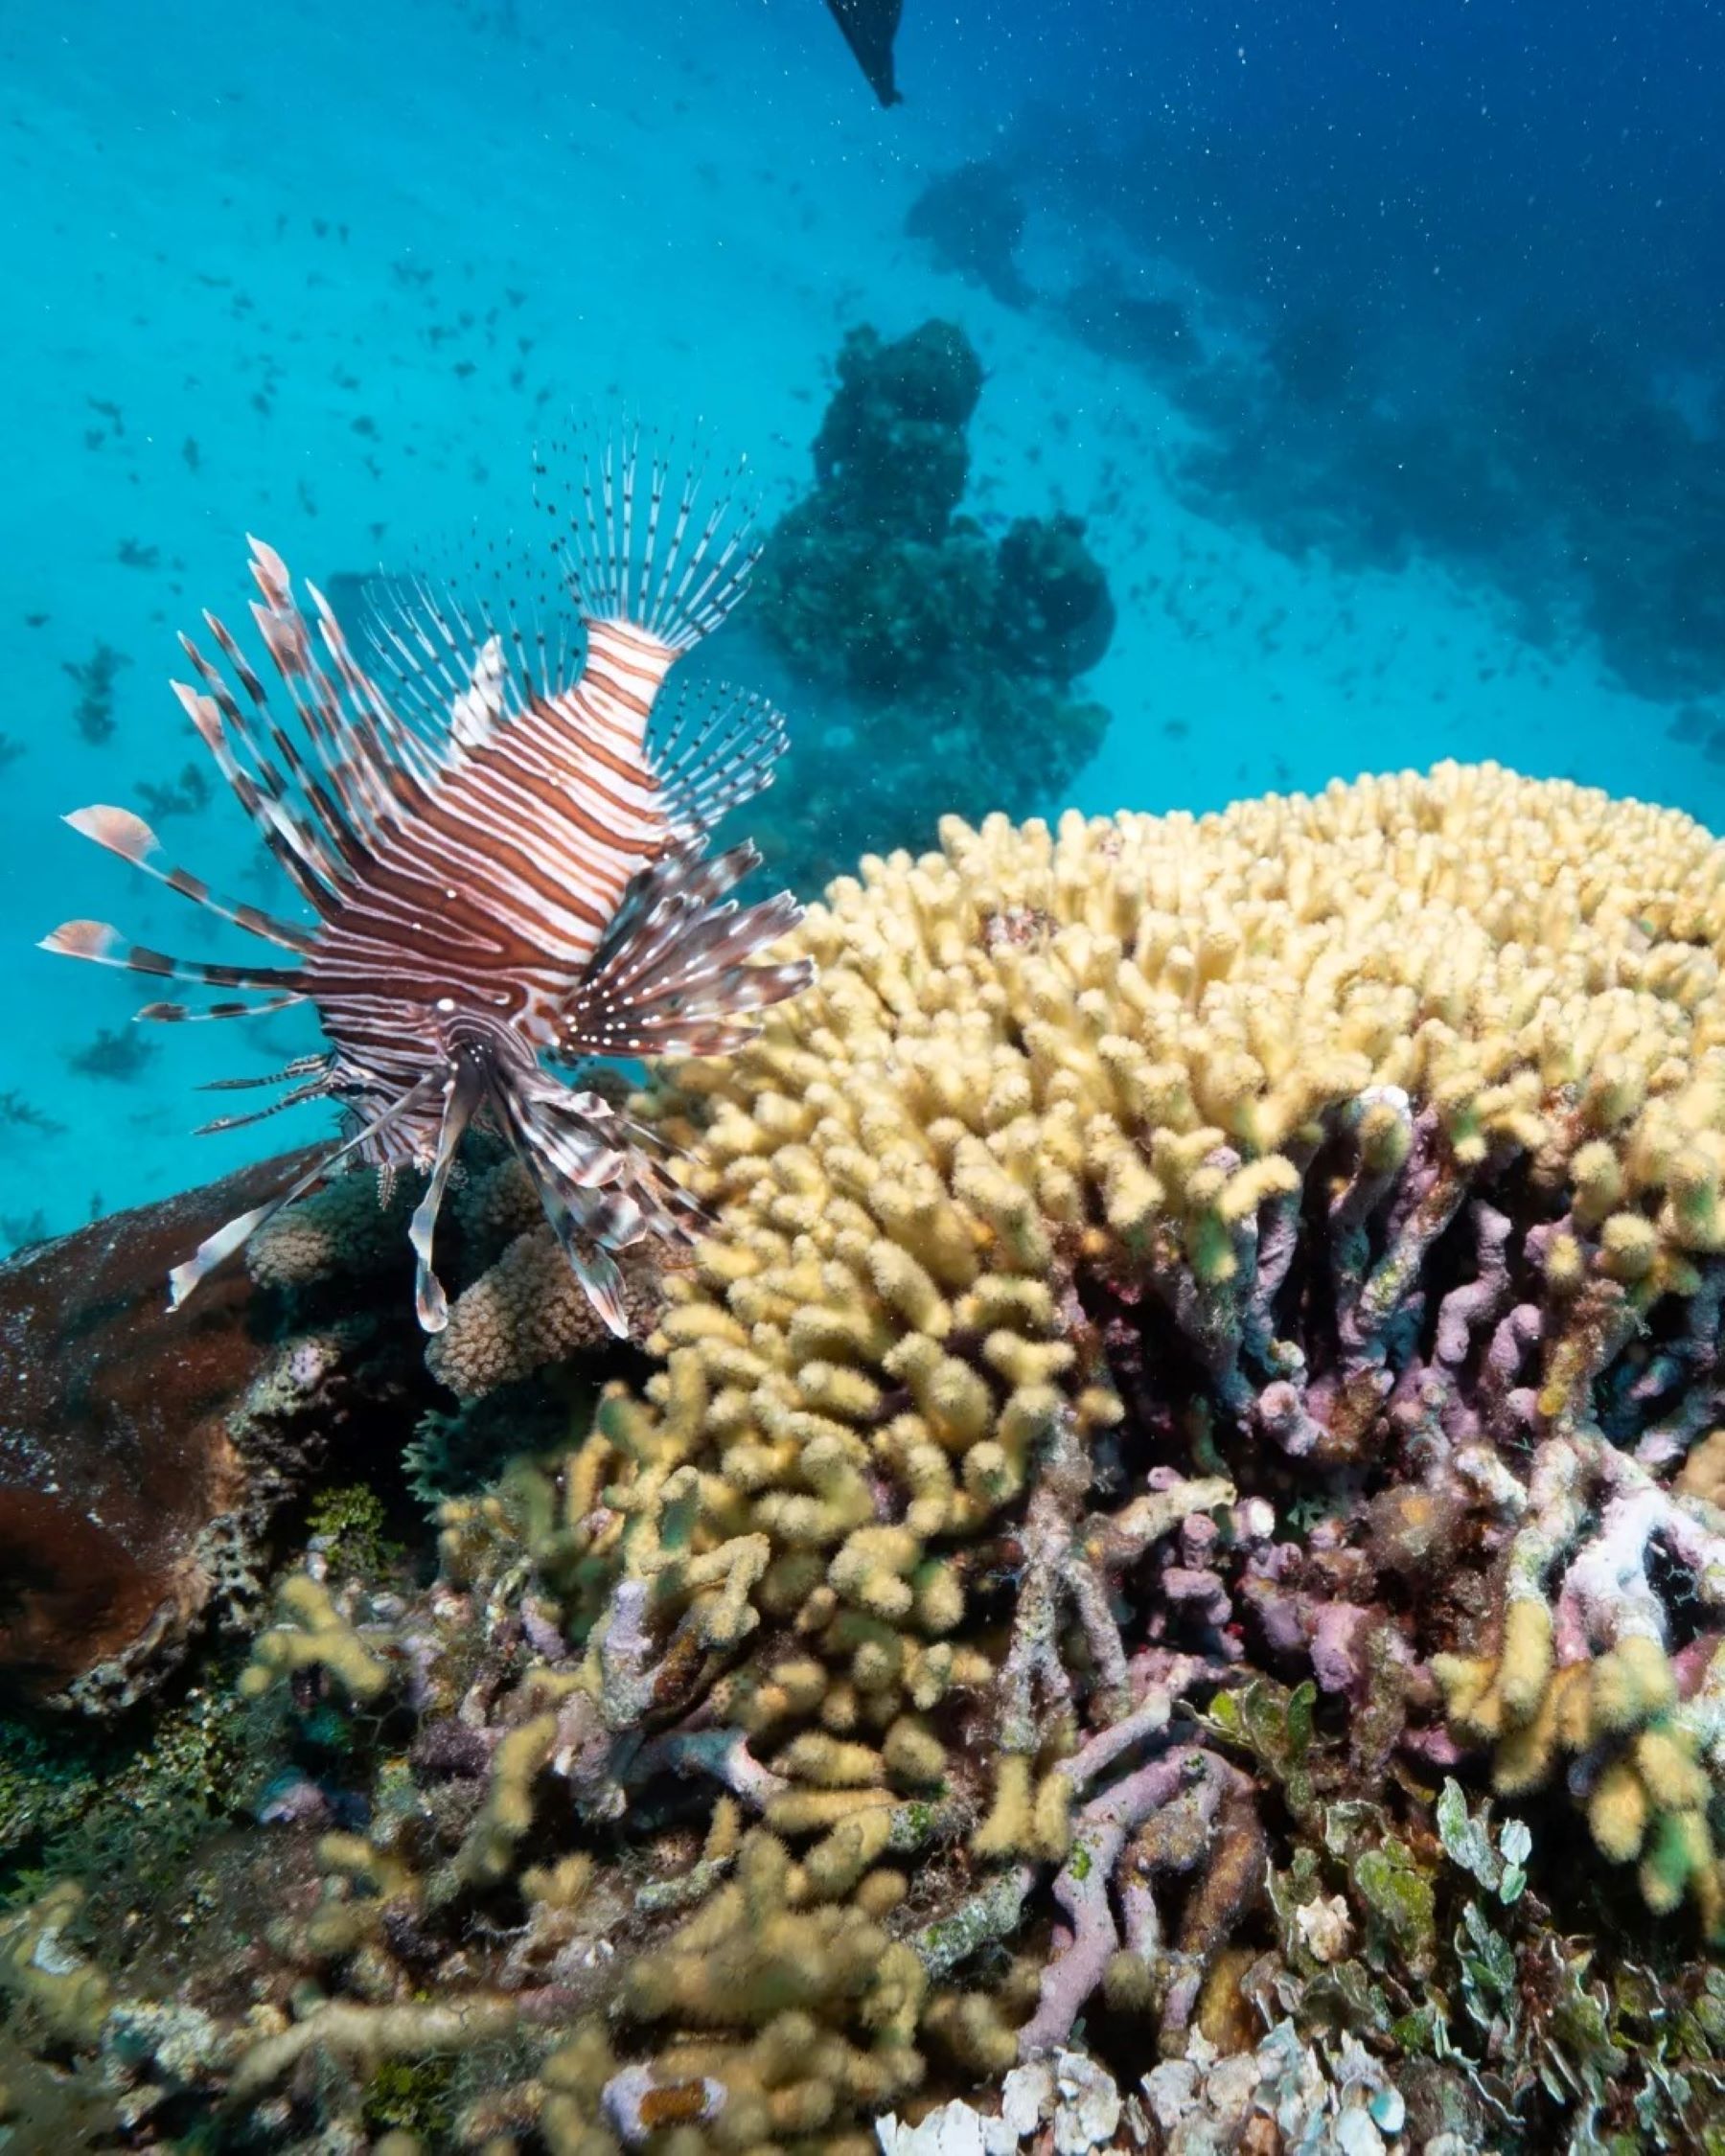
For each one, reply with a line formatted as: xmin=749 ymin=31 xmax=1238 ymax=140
xmin=356 ymin=573 xmax=550 ymax=756
xmin=63 ymin=805 xmax=315 ymax=952
xmin=650 ymin=682 xmax=790 ymax=837
xmin=171 ymin=670 xmax=350 ymax=911
xmin=197 ymin=1053 xmax=333 ymax=1092
xmin=193 ymin=1077 xmax=331 ymax=1135
xmin=246 ymin=539 xmax=435 ymax=844
xmin=190 ymin=605 xmax=367 ymax=880
xmin=557 ymin=840 xmax=813 ymax=1061
xmin=39 ymin=918 xmax=304 ymax=994
xmin=558 ymin=435 xmax=760 ymax=648
xmin=137 ymin=993 xmax=310 ymax=1023
xmin=303 ymin=579 xmax=450 ymax=797
xmin=406 ymin=1050 xmax=489 ymax=1332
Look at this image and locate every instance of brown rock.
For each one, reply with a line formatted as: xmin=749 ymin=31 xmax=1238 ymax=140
xmin=0 ymin=1148 xmax=385 ymax=1711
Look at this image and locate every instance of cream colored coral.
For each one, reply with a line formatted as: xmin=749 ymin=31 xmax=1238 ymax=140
xmin=426 ymin=1223 xmax=667 ymax=1398
xmin=578 ymin=764 xmax=1725 ymax=1920
xmin=627 ymin=761 xmax=1725 ymax=1566
xmin=239 ymin=1572 xmax=390 ymax=1702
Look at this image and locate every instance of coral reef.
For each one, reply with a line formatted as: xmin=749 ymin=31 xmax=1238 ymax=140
xmin=0 ymin=1146 xmax=426 ymax=1712
xmin=247 ymin=1110 xmax=669 ymax=1405
xmin=746 ymin=322 xmax=1116 ymax=890
xmin=8 ymin=765 xmax=1725 ymax=2152
xmin=905 ymin=163 xmax=1033 ymax=309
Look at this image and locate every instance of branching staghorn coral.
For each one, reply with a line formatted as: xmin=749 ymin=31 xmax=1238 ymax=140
xmin=18 ymin=763 xmax=1725 ymax=2154
xmin=590 ymin=761 xmax=1725 ymax=1941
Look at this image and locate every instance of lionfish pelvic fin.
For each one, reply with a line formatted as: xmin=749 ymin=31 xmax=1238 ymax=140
xmin=493 ymin=1070 xmax=697 ymax=1339
xmin=167 ymin=1072 xmax=443 ymax=1313
xmin=408 ymin=1048 xmax=490 ymax=1333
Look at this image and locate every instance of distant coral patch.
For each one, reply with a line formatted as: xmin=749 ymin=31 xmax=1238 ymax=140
xmin=748 ymin=321 xmax=1116 ymax=889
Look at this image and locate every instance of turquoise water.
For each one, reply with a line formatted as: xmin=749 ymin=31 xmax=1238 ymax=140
xmin=5 ymin=0 xmax=1722 ymax=1248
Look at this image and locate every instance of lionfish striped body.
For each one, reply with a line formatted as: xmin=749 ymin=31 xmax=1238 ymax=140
xmin=42 ymin=443 xmax=814 ymax=1334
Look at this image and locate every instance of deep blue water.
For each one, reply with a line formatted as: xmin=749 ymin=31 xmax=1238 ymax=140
xmin=3 ymin=0 xmax=1722 ymax=1245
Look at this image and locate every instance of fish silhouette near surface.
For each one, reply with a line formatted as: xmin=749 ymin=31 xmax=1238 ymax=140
xmin=41 ymin=440 xmax=815 ymax=1337
xmin=824 ymin=0 xmax=904 ymax=105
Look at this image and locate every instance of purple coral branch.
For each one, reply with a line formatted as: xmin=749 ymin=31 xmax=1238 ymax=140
xmin=1018 ymin=1746 xmax=1208 ymax=2056
xmin=1435 ymin=1202 xmax=1512 ymax=1366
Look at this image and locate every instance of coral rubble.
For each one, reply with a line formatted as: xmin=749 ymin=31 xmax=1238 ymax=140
xmin=7 ymin=764 xmax=1725 ymax=2151
xmin=747 ymin=321 xmax=1116 ymax=890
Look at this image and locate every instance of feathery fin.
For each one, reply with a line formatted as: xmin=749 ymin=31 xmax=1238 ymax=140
xmin=558 ymin=842 xmax=811 ymax=1060
xmin=651 ymin=683 xmax=790 ymax=837
xmin=542 ymin=434 xmax=762 ymax=654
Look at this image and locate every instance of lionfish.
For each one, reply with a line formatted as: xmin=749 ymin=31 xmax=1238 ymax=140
xmin=41 ymin=441 xmax=814 ymax=1335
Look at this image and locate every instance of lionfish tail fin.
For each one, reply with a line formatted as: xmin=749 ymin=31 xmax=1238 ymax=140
xmin=541 ymin=430 xmax=762 ymax=659
xmin=556 ymin=840 xmax=813 ymax=1061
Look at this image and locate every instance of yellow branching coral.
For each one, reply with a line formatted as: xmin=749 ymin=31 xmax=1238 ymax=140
xmin=210 ymin=766 xmax=1725 ymax=2146
xmin=239 ymin=1572 xmax=390 ymax=1703
xmin=572 ymin=763 xmax=1725 ymax=1938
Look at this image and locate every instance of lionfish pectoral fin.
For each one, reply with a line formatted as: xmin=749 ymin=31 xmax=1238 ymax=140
xmin=168 ymin=1072 xmax=441 ymax=1312
xmin=558 ymin=842 xmax=813 ymax=1060
xmin=62 ymin=804 xmax=315 ymax=952
xmin=193 ymin=1075 xmax=330 ymax=1135
xmin=40 ymin=918 xmax=305 ymax=996
xmin=406 ymin=1054 xmax=488 ymax=1333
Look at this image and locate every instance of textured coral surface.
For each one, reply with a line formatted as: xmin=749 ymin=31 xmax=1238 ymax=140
xmin=747 ymin=320 xmax=1115 ymax=893
xmin=7 ymin=764 xmax=1725 ymax=2154
xmin=0 ymin=1146 xmax=339 ymax=1709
